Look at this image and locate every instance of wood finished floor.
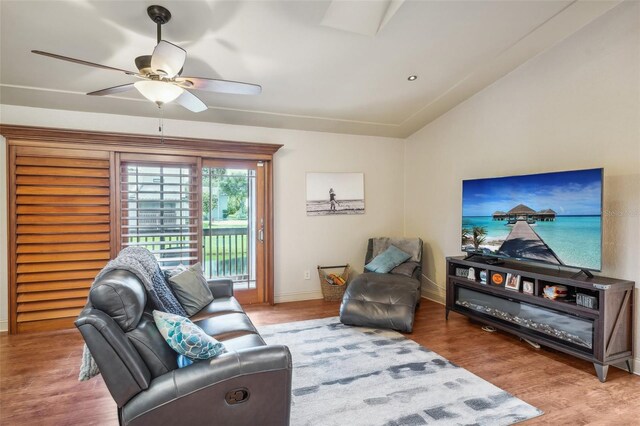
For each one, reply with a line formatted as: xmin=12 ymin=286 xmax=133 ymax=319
xmin=1 ymin=299 xmax=638 ymax=425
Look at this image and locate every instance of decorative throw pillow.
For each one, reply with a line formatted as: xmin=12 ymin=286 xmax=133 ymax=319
xmin=153 ymin=310 xmax=226 ymax=360
xmin=177 ymin=354 xmax=194 ymax=368
xmin=365 ymin=245 xmax=412 ymax=274
xmin=163 ymin=264 xmax=187 ymax=281
xmin=167 ymin=263 xmax=214 ymax=316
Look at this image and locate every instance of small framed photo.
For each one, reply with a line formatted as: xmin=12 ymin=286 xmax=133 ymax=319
xmin=505 ymin=274 xmax=521 ymax=291
xmin=522 ymin=280 xmax=534 ymax=295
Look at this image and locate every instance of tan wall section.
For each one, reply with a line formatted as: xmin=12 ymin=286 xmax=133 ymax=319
xmin=404 ymin=3 xmax=639 ymax=363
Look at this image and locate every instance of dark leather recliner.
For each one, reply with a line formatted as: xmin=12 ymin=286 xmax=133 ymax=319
xmin=76 ymin=269 xmax=292 ymax=426
xmin=339 ymin=238 xmax=423 ymax=333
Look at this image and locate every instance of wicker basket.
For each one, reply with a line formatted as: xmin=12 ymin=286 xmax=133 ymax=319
xmin=317 ymin=264 xmax=351 ymax=302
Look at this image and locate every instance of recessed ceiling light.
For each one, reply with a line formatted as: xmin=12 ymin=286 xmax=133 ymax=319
xmin=407 ymin=75 xmax=418 ymax=81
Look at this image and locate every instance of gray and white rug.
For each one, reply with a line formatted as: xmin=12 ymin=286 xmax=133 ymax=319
xmin=259 ymin=317 xmax=542 ymax=426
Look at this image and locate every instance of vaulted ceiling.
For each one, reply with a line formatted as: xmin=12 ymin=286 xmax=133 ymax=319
xmin=0 ymin=0 xmax=621 ymax=137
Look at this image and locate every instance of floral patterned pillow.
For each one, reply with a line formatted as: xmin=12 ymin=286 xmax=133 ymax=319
xmin=153 ymin=310 xmax=226 ymax=360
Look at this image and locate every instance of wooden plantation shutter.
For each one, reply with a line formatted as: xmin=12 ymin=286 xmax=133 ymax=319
xmin=10 ymin=146 xmax=113 ymax=333
xmin=118 ymin=154 xmax=199 ymax=268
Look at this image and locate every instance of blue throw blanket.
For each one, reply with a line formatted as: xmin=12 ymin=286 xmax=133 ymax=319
xmin=79 ymin=247 xmax=186 ymax=381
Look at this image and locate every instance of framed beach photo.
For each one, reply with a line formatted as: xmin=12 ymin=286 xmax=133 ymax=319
xmin=505 ymin=274 xmax=520 ymax=291
xmin=306 ymin=173 xmax=365 ymax=216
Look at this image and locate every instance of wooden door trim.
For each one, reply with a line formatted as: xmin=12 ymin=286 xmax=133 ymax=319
xmin=0 ymin=125 xmax=283 ymax=159
xmin=7 ymin=145 xmax=17 ymax=333
xmin=255 ymin=162 xmax=266 ymax=304
xmin=265 ymin=161 xmax=275 ymax=305
xmin=202 ymin=159 xmax=259 ymax=169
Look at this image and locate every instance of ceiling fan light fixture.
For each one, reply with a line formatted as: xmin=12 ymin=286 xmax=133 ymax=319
xmin=134 ymin=80 xmax=183 ymax=104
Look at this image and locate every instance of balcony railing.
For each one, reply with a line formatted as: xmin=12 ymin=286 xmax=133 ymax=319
xmin=202 ymin=227 xmax=249 ymax=280
xmin=123 ymin=227 xmax=249 ymax=281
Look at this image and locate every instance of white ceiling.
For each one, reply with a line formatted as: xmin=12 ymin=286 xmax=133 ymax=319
xmin=0 ymin=0 xmax=621 ymax=137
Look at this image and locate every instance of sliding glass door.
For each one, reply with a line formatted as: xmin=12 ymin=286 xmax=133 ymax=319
xmin=202 ymin=160 xmax=266 ymax=304
xmin=118 ymin=155 xmax=268 ymax=305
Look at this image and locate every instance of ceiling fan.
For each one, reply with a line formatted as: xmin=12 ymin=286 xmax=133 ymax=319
xmin=32 ymin=5 xmax=261 ymax=113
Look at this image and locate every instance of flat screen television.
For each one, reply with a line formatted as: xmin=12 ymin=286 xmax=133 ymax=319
xmin=461 ymin=168 xmax=603 ymax=272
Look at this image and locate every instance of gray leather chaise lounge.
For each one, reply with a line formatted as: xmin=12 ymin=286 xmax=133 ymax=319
xmin=340 ymin=238 xmax=423 ymax=333
xmin=76 ymin=270 xmax=292 ymax=426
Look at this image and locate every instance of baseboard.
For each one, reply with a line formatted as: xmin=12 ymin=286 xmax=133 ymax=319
xmin=275 ymin=290 xmax=324 ymax=303
xmin=421 ymin=275 xmax=445 ymax=304
xmin=0 ymin=319 xmax=7 ymax=333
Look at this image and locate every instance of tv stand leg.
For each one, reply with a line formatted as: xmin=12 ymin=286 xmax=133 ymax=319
xmin=625 ymin=360 xmax=633 ymax=374
xmin=464 ymin=253 xmax=480 ymax=261
xmin=594 ymin=363 xmax=608 ymax=382
xmin=572 ymin=269 xmax=594 ymax=279
xmin=445 ymin=308 xmax=450 ymax=321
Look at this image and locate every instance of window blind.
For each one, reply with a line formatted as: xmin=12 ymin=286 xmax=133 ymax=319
xmin=12 ymin=148 xmax=112 ymax=333
xmin=120 ymin=161 xmax=199 ymax=268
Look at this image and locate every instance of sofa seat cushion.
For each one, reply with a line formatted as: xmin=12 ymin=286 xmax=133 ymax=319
xmin=221 ymin=333 xmax=266 ymax=352
xmin=193 ymin=313 xmax=258 ymax=341
xmin=189 ymin=297 xmax=244 ymax=322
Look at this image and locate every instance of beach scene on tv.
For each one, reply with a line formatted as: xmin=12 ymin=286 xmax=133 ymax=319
xmin=461 ymin=168 xmax=602 ymax=271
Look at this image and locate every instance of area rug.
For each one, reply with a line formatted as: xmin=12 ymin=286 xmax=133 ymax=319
xmin=259 ymin=317 xmax=542 ymax=426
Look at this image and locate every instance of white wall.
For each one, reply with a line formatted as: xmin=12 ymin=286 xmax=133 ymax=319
xmin=0 ymin=105 xmax=405 ymax=330
xmin=404 ymin=2 xmax=639 ymax=364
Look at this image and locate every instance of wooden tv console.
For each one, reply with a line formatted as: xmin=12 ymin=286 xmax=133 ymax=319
xmin=445 ymin=256 xmax=634 ymax=382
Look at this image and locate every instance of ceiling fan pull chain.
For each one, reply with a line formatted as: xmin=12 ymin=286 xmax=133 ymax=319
xmin=157 ymin=102 xmax=165 ymax=144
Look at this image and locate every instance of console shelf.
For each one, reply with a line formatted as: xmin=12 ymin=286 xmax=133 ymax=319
xmin=446 ymin=256 xmax=634 ymax=382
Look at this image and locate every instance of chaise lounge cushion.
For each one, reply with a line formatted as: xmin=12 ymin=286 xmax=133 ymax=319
xmin=340 ymin=272 xmax=421 ymax=332
xmin=390 ymin=260 xmax=421 ymax=278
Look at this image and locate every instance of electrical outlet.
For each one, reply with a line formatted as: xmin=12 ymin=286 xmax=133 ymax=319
xmin=304 ymin=270 xmax=311 ymax=280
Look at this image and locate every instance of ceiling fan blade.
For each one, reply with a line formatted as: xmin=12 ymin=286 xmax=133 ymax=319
xmin=87 ymin=83 xmax=136 ymax=96
xmin=151 ymin=41 xmax=186 ymax=78
xmin=31 ymin=50 xmax=136 ymax=75
xmin=175 ymin=77 xmax=262 ymax=95
xmin=175 ymin=90 xmax=207 ymax=113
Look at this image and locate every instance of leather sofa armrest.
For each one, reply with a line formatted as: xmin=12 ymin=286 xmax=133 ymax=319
xmin=121 ymin=345 xmax=292 ymax=426
xmin=207 ymin=278 xmax=234 ymax=298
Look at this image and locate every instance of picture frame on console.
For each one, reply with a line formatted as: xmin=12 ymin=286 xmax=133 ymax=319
xmin=505 ymin=274 xmax=521 ymax=291
xmin=522 ymin=280 xmax=534 ymax=295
